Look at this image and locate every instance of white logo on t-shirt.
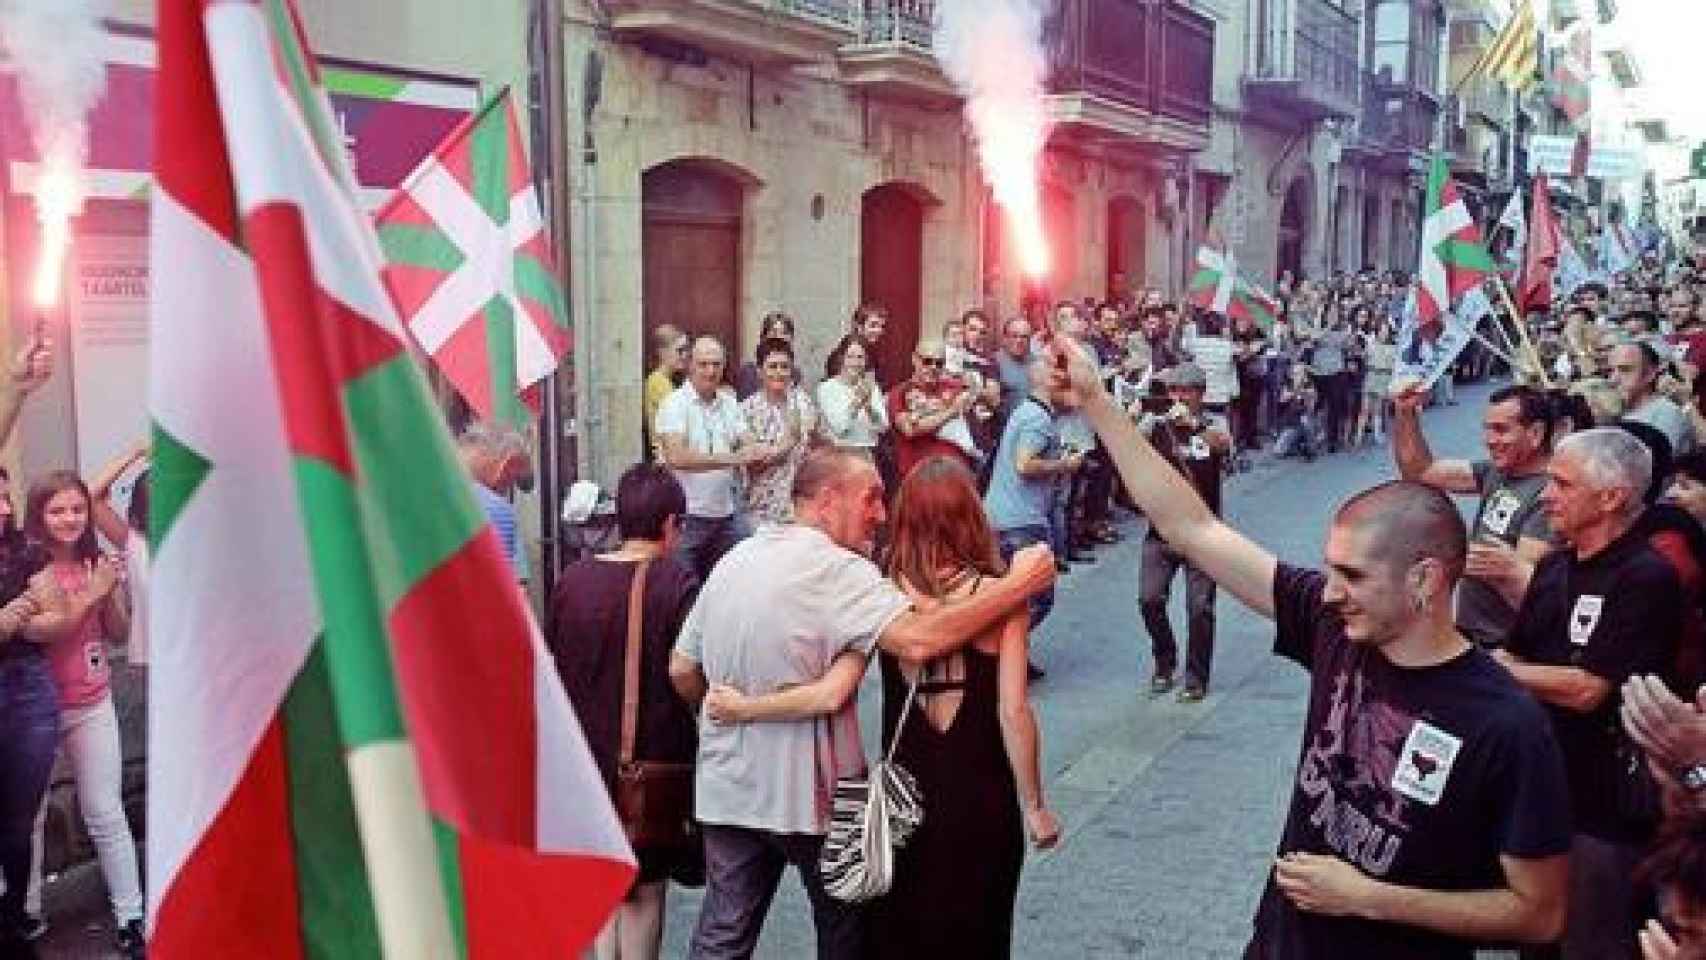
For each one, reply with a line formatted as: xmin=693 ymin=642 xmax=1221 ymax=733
xmin=1569 ymin=595 xmax=1605 ymax=646
xmin=1481 ymin=489 xmax=1522 ymax=537
xmin=1391 ymin=720 xmax=1463 ymax=806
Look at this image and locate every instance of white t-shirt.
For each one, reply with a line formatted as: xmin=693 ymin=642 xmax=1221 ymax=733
xmin=816 ymin=376 xmax=889 ymax=449
xmin=676 ymin=524 xmax=911 ymax=835
xmin=654 ymin=384 xmax=746 ymax=518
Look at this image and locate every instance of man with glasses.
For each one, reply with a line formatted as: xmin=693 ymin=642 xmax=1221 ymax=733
xmin=887 ymin=337 xmax=975 ymax=479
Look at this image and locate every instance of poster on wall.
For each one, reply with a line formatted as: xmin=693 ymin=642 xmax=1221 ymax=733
xmin=68 ymin=231 xmax=149 ymax=488
xmin=0 ymin=24 xmax=480 ymax=470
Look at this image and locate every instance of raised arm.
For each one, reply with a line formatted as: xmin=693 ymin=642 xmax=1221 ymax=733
xmin=90 ymin=442 xmax=148 ymax=547
xmin=1389 ymin=383 xmax=1477 ymax=492
xmin=1055 ymin=341 xmax=1278 ymax=617
xmin=0 ymin=333 xmax=53 ymax=452
xmin=702 ymin=651 xmax=869 ymax=723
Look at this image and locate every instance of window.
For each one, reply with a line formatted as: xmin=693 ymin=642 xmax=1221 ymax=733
xmin=1368 ymin=0 xmax=1442 ymax=89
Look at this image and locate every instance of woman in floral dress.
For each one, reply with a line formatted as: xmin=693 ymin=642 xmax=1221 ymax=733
xmin=739 ymin=337 xmax=823 ymax=523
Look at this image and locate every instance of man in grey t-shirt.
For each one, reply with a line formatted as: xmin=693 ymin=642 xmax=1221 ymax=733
xmin=669 ymin=448 xmax=1056 ymax=960
xmin=1392 ymin=383 xmax=1555 ymax=647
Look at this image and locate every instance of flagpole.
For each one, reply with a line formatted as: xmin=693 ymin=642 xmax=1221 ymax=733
xmin=1490 ymin=275 xmax=1553 ymax=387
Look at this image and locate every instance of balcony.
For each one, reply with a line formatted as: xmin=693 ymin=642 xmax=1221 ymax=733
xmin=1043 ymin=0 xmax=1215 ymax=155
xmin=605 ymin=0 xmax=858 ymax=67
xmin=835 ymin=1 xmax=958 ymax=105
xmin=1345 ymin=70 xmax=1438 ymax=173
xmin=1243 ymin=0 xmax=1361 ymax=121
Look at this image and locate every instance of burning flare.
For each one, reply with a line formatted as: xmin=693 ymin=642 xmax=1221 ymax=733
xmin=933 ymin=0 xmax=1053 ymax=281
xmin=31 ymin=161 xmax=77 ymax=307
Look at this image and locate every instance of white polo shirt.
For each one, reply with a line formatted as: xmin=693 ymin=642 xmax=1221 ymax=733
xmin=654 ymin=383 xmax=745 ymax=518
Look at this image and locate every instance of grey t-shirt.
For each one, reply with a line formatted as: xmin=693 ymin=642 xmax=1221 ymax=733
xmin=1625 ymin=396 xmax=1697 ymax=456
xmin=1457 ymin=460 xmax=1553 ymax=647
xmin=676 ymin=524 xmax=910 ymax=835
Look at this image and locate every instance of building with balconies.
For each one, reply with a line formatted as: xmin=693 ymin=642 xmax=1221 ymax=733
xmin=569 ymin=0 xmax=1220 ymax=480
xmin=1443 ymin=0 xmax=1513 ymax=204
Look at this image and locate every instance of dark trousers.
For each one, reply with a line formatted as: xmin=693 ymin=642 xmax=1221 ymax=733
xmin=689 ymin=823 xmax=863 ymax=960
xmin=998 ymin=525 xmax=1055 ymax=628
xmin=1313 ymin=372 xmax=1350 ymax=451
xmin=0 ymin=653 xmax=58 ymax=927
xmin=1235 ymin=378 xmax=1264 ymax=449
xmin=1139 ymin=536 xmax=1217 ymax=688
xmin=675 ymin=513 xmax=751 ymax=582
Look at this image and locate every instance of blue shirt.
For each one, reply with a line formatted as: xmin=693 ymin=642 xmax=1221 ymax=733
xmin=984 ymin=397 xmax=1060 ymax=531
xmin=473 ymin=481 xmax=529 ymax=582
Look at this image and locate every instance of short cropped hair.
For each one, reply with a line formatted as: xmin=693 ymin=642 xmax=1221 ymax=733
xmin=793 ymin=447 xmax=869 ymax=503
xmin=1489 ymin=384 xmax=1555 ymax=448
xmin=458 ymin=421 xmax=528 ymax=460
xmin=616 ymin=463 xmax=686 ymax=541
xmin=1334 ymin=481 xmax=1468 ymax=583
xmin=754 ymin=336 xmax=794 ymax=367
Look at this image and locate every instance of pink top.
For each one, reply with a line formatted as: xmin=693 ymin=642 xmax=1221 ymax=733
xmin=45 ymin=561 xmax=111 ymax=708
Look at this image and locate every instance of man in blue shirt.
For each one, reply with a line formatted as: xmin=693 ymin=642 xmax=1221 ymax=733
xmin=457 ymin=421 xmax=533 ymax=585
xmin=985 ymin=357 xmax=1083 ymax=630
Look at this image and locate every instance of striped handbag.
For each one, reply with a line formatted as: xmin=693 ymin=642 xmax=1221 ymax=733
xmin=818 ymin=667 xmax=925 ymax=902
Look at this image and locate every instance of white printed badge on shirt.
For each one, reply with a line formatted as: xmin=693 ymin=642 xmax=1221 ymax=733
xmin=1569 ymin=595 xmax=1605 ymax=646
xmin=1391 ymin=720 xmax=1463 ymax=806
xmin=1481 ymin=489 xmax=1522 ymax=537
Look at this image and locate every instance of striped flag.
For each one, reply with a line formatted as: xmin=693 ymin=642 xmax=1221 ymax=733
xmin=1187 ymin=234 xmax=1279 ymax=329
xmin=1466 ymin=0 xmax=1538 ymax=92
xmin=146 ymin=2 xmax=633 ymax=957
xmin=1415 ymin=153 xmax=1498 ymax=334
xmin=375 ymin=89 xmax=571 ymax=429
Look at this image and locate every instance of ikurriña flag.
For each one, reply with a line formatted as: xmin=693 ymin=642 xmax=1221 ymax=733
xmin=1187 ymin=232 xmax=1279 ymax=330
xmin=1414 ymin=153 xmax=1497 ymax=336
xmin=375 ymin=87 xmax=571 ymax=430
xmin=146 ymin=1 xmax=633 ymax=957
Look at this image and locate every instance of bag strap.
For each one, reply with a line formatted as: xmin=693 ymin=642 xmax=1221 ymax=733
xmin=619 ymin=559 xmax=653 ymax=769
xmin=884 ymin=665 xmax=923 ymax=766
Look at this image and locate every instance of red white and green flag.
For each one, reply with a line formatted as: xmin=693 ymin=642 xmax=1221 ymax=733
xmin=375 ymin=88 xmax=570 ymax=429
xmin=1415 ymin=152 xmax=1497 ymax=334
xmin=146 ymin=2 xmax=632 ymax=957
xmin=1187 ymin=234 xmax=1279 ymax=329
xmin=1549 ymin=23 xmax=1592 ymax=126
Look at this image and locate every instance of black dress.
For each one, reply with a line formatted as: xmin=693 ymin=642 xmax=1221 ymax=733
xmin=867 ymin=646 xmax=1024 ymax=958
xmin=549 ymin=556 xmax=700 ymax=883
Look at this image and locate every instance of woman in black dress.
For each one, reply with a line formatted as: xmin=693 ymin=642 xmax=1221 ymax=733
xmin=551 ymin=464 xmax=700 ymax=960
xmin=704 ymin=455 xmax=1060 ymax=957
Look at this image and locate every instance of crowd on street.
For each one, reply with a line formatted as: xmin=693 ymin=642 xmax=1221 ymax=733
xmin=19 ymin=251 xmax=1706 ymax=960
xmin=533 ymin=242 xmax=1706 ymax=960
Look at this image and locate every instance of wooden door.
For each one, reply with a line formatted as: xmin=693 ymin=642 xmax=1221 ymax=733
xmin=1107 ymin=197 xmax=1145 ymax=301
xmin=860 ymin=185 xmax=924 ymax=386
xmin=642 ymin=162 xmax=742 ymax=375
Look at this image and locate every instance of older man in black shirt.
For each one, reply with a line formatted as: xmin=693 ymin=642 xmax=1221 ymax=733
xmin=1499 ymin=426 xmax=1682 ymax=959
xmin=1051 ymin=339 xmax=1571 ymax=958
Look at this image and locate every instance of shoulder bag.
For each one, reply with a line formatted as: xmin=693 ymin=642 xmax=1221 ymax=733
xmin=613 ymin=560 xmax=698 ymax=849
xmin=818 ymin=663 xmax=925 ymax=903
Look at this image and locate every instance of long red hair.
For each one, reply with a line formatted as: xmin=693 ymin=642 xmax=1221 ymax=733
xmin=886 ymin=456 xmax=1006 ymax=598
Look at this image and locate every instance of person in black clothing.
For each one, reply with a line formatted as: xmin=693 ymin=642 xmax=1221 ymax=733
xmin=552 ymin=463 xmax=702 ymax=960
xmin=1051 ymin=337 xmax=1572 ymax=959
xmin=1137 ymin=362 xmax=1230 ymax=701
xmin=1498 ymin=427 xmax=1684 ymax=960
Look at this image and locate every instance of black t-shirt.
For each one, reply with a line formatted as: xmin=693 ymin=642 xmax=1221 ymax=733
xmin=1146 ymin=415 xmax=1225 ymax=537
xmin=1504 ymin=527 xmax=1681 ymax=843
xmin=1247 ymin=565 xmax=1573 ymax=960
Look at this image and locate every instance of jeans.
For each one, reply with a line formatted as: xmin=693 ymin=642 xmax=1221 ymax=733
xmin=997 ymin=525 xmax=1055 ymax=628
xmin=675 ymin=513 xmax=753 ymax=582
xmin=689 ymin=824 xmax=863 ymax=960
xmin=29 ymin=696 xmax=143 ymax=925
xmin=1313 ymin=372 xmax=1349 ymax=451
xmin=1139 ymin=537 xmax=1218 ymax=688
xmin=0 ymin=651 xmax=57 ymax=928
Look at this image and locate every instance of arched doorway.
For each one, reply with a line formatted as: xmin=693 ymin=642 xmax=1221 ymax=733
xmin=1107 ymin=197 xmax=1146 ymax=302
xmin=1277 ymin=177 xmax=1309 ymax=283
xmin=860 ymin=184 xmax=926 ymax=384
xmin=641 ymin=160 xmax=747 ymax=377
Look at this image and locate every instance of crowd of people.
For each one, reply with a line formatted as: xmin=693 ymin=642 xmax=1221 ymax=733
xmin=0 ymin=341 xmax=149 ymax=960
xmin=556 ymin=242 xmax=1706 ymax=960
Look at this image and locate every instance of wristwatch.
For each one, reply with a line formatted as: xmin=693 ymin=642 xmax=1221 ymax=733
xmin=1682 ymin=763 xmax=1706 ymax=792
